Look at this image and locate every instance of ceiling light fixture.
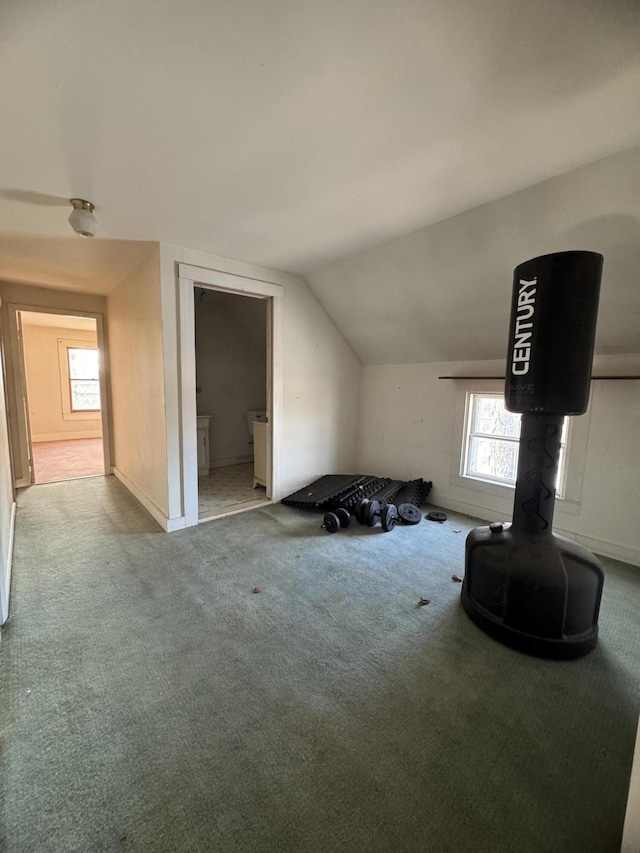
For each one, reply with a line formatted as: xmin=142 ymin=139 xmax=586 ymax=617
xmin=68 ymin=198 xmax=97 ymax=238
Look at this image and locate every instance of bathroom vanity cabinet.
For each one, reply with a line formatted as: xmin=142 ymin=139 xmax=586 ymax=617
xmin=197 ymin=415 xmax=211 ymax=476
xmin=253 ymin=421 xmax=267 ymax=489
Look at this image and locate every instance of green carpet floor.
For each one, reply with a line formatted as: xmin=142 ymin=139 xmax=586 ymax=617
xmin=1 ymin=476 xmax=639 ymax=853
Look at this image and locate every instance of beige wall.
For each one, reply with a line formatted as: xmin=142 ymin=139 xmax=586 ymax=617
xmin=358 ymin=354 xmax=640 ymax=566
xmin=0 ymin=316 xmax=15 ymax=624
xmin=0 ymin=282 xmax=107 ymax=483
xmin=107 ymin=245 xmax=168 ymax=517
xmin=22 ymin=324 xmax=101 ymax=442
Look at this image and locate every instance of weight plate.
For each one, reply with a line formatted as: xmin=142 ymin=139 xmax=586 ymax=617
xmin=365 ymin=499 xmax=380 ymax=527
xmin=336 ymin=508 xmax=351 ymax=529
xmin=427 ymin=511 xmax=447 ymax=523
xmin=321 ymin=512 xmax=340 ymax=533
xmin=355 ymin=498 xmax=370 ymax=525
xmin=381 ymin=504 xmax=399 ymax=532
xmin=397 ymin=503 xmax=421 ymax=525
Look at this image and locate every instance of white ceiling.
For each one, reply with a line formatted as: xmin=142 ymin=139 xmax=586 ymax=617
xmin=0 ymin=236 xmax=155 ymax=294
xmin=19 ymin=311 xmax=96 ymax=332
xmin=1 ymin=0 xmax=639 ymax=276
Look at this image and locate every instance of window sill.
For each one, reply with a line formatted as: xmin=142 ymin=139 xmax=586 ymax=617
xmin=450 ymin=472 xmax=514 ymax=501
xmin=449 ymin=473 xmax=581 ymax=516
xmin=62 ymin=410 xmax=102 ymax=422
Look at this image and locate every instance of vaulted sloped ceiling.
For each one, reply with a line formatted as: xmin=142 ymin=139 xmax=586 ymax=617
xmin=305 ymin=147 xmax=640 ymax=364
xmin=1 ymin=0 xmax=640 ymax=279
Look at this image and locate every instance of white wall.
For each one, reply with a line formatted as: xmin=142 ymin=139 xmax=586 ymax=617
xmin=358 ymin=354 xmax=640 ymax=566
xmin=107 ymin=246 xmax=169 ymax=519
xmin=0 ymin=313 xmax=16 ymax=624
xmin=160 ymin=243 xmax=361 ymax=524
xmin=0 ymin=282 xmax=108 ymax=483
xmin=195 ymin=290 xmax=266 ymax=466
xmin=280 ymin=274 xmax=361 ymax=490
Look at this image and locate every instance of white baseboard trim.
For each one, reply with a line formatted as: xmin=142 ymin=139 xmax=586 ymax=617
xmin=32 ymin=431 xmax=102 ymax=442
xmin=554 ymin=528 xmax=640 ymax=568
xmin=166 ymin=516 xmax=187 ymax=532
xmin=1 ymin=501 xmax=16 ymax=625
xmin=436 ymin=496 xmax=640 ymax=568
xmin=434 ymin=495 xmax=504 ymax=524
xmin=112 ymin=467 xmax=184 ymax=533
xmin=209 ymin=454 xmax=253 ymax=469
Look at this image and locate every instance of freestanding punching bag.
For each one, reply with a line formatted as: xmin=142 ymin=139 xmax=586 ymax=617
xmin=461 ymin=251 xmax=604 ymax=659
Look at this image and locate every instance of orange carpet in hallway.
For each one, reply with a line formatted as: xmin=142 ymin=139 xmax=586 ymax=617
xmin=31 ymin=438 xmax=104 ymax=484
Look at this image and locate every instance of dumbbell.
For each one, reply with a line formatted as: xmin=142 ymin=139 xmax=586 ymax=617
xmin=355 ymin=499 xmax=422 ymax=532
xmin=377 ymin=503 xmax=422 ymax=531
xmin=320 ymin=508 xmax=351 ymax=533
xmin=355 ymin=498 xmax=380 ymax=527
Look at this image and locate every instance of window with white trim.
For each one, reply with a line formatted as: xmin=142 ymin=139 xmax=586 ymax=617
xmin=57 ymin=339 xmax=102 ymax=421
xmin=67 ymin=347 xmax=101 ymax=412
xmin=462 ymin=393 xmax=568 ymax=496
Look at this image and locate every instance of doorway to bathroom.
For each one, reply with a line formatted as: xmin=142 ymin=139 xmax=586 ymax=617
xmin=194 ymin=286 xmax=269 ymax=522
xmin=178 ymin=263 xmax=283 ymax=528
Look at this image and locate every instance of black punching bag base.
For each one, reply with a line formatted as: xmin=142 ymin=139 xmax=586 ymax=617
xmin=462 ymin=524 xmax=604 ymax=660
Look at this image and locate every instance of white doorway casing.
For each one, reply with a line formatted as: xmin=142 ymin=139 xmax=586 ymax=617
xmin=7 ymin=304 xmax=112 ymax=488
xmin=177 ymin=264 xmax=283 ymax=528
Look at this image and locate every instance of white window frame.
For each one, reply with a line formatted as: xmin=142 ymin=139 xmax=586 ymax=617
xmin=449 ymin=379 xmax=590 ymax=517
xmin=462 ymin=392 xmax=522 ymax=487
xmin=462 ymin=392 xmax=569 ymax=496
xmin=57 ymin=339 xmax=102 ymax=422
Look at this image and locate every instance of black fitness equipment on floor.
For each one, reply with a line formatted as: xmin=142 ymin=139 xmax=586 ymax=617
xmin=462 ymin=250 xmax=604 ymax=659
xmin=321 ymin=508 xmax=351 ymax=533
xmin=354 ymin=499 xmax=422 ymax=532
xmin=398 ymin=504 xmax=422 ymax=525
xmin=427 ymin=511 xmax=447 ymax=522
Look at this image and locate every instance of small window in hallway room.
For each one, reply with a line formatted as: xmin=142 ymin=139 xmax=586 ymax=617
xmin=67 ymin=347 xmax=100 ymax=412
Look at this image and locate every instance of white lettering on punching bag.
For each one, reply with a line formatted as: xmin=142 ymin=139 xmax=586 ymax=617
xmin=512 ymin=278 xmax=537 ymax=375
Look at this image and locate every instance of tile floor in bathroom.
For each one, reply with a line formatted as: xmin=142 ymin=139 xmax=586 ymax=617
xmin=198 ymin=462 xmax=268 ymax=519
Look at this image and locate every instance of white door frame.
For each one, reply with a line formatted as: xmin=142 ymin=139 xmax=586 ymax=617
xmin=177 ymin=263 xmax=283 ymax=528
xmin=15 ymin=310 xmax=35 ymax=485
xmin=7 ymin=304 xmax=112 ymax=486
xmin=0 ymin=296 xmax=16 ymax=625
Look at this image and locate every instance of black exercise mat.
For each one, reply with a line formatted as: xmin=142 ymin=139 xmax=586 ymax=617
xmin=333 ymin=477 xmax=392 ymax=510
xmin=281 ymin=475 xmax=365 ymax=509
xmin=392 ymin=478 xmax=428 ymax=507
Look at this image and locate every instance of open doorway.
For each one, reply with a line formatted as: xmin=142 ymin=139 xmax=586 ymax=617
xmin=194 ymin=287 xmax=269 ymax=521
xmin=18 ymin=311 xmax=105 ymax=484
xmin=178 ymin=263 xmax=283 ymax=528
